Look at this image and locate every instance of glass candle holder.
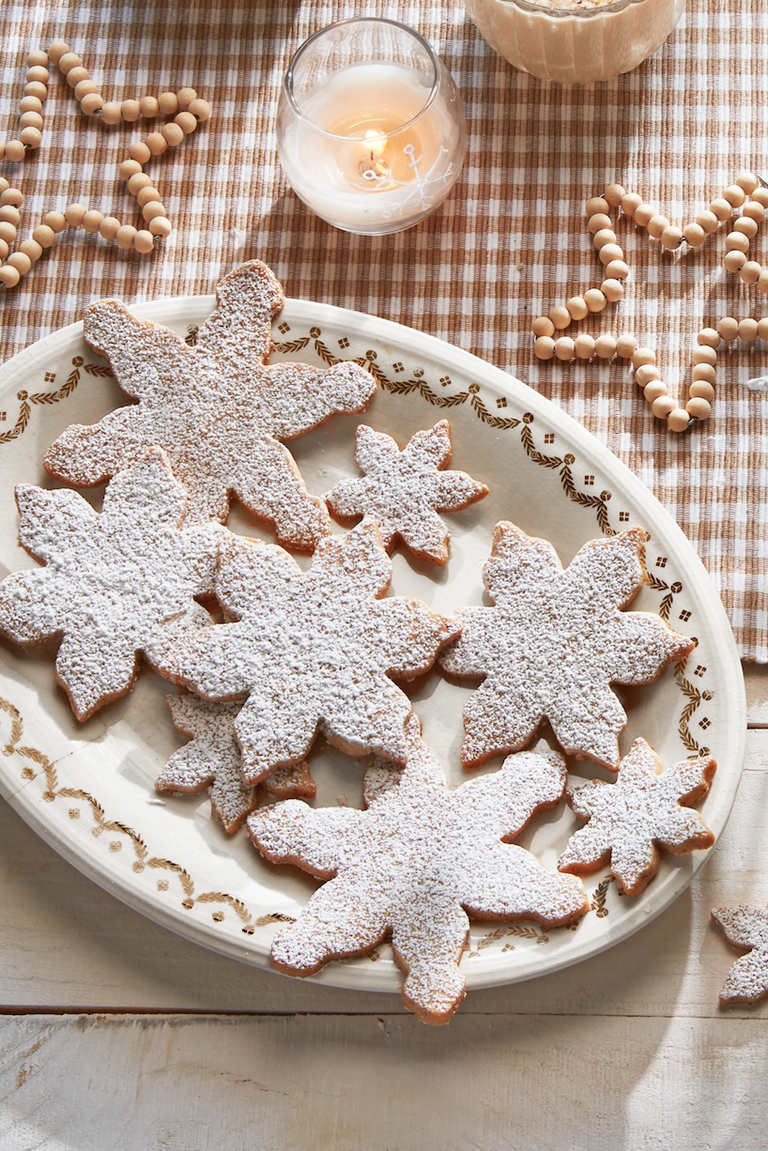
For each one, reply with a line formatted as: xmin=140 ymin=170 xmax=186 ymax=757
xmin=465 ymin=0 xmax=685 ymax=84
xmin=276 ymin=18 xmax=467 ymax=236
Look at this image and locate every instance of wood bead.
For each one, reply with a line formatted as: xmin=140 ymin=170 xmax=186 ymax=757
xmin=592 ymin=228 xmax=617 ymax=250
xmin=758 ymin=318 xmax=768 ymax=340
xmin=20 ymin=111 xmax=44 ymax=130
xmin=709 ymin=198 xmax=733 ymax=222
xmin=0 ymin=265 xmax=21 ymax=288
xmin=616 ymin=334 xmax=637 ymax=359
xmin=643 ymin=381 xmax=668 ymax=403
xmin=19 ymin=238 xmax=43 ymax=262
xmin=723 ymin=185 xmax=747 ymax=208
xmin=736 ymin=171 xmax=759 ymax=194
xmin=23 ymin=82 xmax=47 ymax=100
xmin=121 ymin=100 xmax=141 ymax=122
xmin=738 ymin=318 xmax=758 ymax=341
xmin=667 ymin=407 xmax=692 ymax=433
xmin=621 ymin=192 xmax=643 ymax=218
xmin=5 ymin=140 xmax=26 ymax=162
xmin=549 ymin=305 xmax=571 ymax=330
xmin=647 ymin=214 xmax=670 ymax=238
xmin=633 ymin=204 xmax=654 ymax=227
xmin=134 ymin=229 xmax=155 ymax=254
xmin=725 ymin=231 xmax=750 ymax=253
xmin=158 ymin=92 xmax=179 ymax=115
xmin=74 ymin=79 xmax=98 ymax=101
xmin=140 ymin=96 xmax=160 ymax=119
xmin=683 ymin=223 xmax=706 ymax=247
xmin=0 ymin=143 xmax=6 ymax=161
xmin=532 ymin=316 xmax=555 ymax=338
xmin=740 ymin=262 xmax=763 ymax=285
xmin=80 ymin=93 xmax=103 ymax=116
xmin=82 ymin=209 xmax=103 ymax=233
xmin=693 ymin=344 xmax=718 ymax=364
xmin=57 ymin=52 xmax=82 ymax=74
xmin=554 ymin=337 xmax=575 ymax=361
xmin=534 ymin=336 xmax=555 ymax=360
xmin=752 ymin=188 xmax=768 ymax=209
xmin=574 ymin=334 xmax=595 ymax=360
xmin=598 ymin=243 xmax=623 ymax=266
xmin=692 ymin=363 xmax=716 ymax=384
xmin=584 ymin=288 xmax=607 ymax=312
xmin=587 ymin=213 xmax=612 ymax=235
xmin=136 ymin=185 xmax=161 ymax=208
xmin=119 ymin=159 xmax=143 ymax=181
xmin=635 ymin=364 xmax=661 ymax=386
xmin=64 ymin=203 xmax=87 ymax=226
xmin=695 ymin=210 xmax=719 ymax=233
xmin=0 ymin=178 xmax=10 ymax=192
xmin=47 ymin=41 xmax=71 ymax=64
xmin=145 ymin=132 xmax=167 ymax=156
xmin=127 ymin=172 xmax=152 ymax=195
xmin=604 ymin=260 xmax=630 ymax=280
xmin=142 ymin=201 xmax=167 ymax=223
xmin=99 ymin=216 xmax=121 ymax=241
xmin=7 ymin=251 xmax=32 ymax=275
xmin=0 ymin=206 xmax=21 ymax=225
xmin=734 ymin=216 xmax=759 ymax=238
xmin=19 ymin=96 xmax=43 ymax=114
xmin=101 ymin=102 xmax=123 ymax=125
xmin=743 ymin=201 xmax=765 ymax=223
xmin=188 ymin=98 xmax=210 ymax=122
xmin=651 ymin=395 xmax=676 ymax=419
xmin=27 ymin=66 xmax=50 ymax=84
xmin=148 ymin=216 xmax=172 ymax=238
xmin=0 ymin=222 xmax=17 ymax=244
xmin=686 ymin=397 xmax=711 ymax=420
xmin=632 ymin=347 xmax=656 ymax=367
xmin=758 ymin=271 xmax=768 ymax=295
xmin=19 ymin=127 xmax=42 ymax=149
xmin=162 ymin=122 xmax=185 ymax=147
xmin=174 ymin=111 xmax=197 ymax=135
xmin=1 ymin=188 xmax=23 ymax=207
xmin=32 ymin=224 xmax=56 ymax=248
xmin=565 ymin=296 xmax=588 ymax=321
xmin=690 ymin=380 xmax=715 ymax=402
xmin=115 ymin=225 xmax=137 ymax=249
xmin=660 ymin=225 xmax=683 ymax=250
xmin=600 ymin=279 xmax=624 ymax=302
xmin=27 ymin=50 xmax=49 ymax=67
xmin=43 ymin=211 xmax=66 ymax=233
xmin=177 ymin=87 xmax=198 ymax=110
xmin=697 ymin=328 xmax=720 ymax=348
xmin=585 ymin=196 xmax=609 ymax=217
xmin=594 ymin=334 xmax=616 ymax=359
xmin=604 ymin=183 xmax=625 ymax=207
xmin=723 ymin=250 xmax=747 ymax=273
xmin=66 ymin=66 xmax=90 ymax=89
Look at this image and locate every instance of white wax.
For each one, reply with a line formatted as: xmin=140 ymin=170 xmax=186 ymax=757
xmin=279 ymin=63 xmax=462 ymax=232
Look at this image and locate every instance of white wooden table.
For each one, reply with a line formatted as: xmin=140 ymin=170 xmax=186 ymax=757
xmin=0 ymin=667 xmax=763 ymax=1150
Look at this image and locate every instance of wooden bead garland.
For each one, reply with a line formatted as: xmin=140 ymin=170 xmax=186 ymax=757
xmin=0 ymin=41 xmax=212 ymax=288
xmin=533 ymin=173 xmax=767 ymax=432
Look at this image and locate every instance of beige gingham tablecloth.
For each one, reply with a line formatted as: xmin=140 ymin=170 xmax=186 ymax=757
xmin=0 ymin=0 xmax=766 ymax=657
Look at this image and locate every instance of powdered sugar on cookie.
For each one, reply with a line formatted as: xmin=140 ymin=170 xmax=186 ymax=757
xmin=712 ymin=905 xmax=768 ymax=1005
xmin=248 ymin=715 xmax=588 ymax=1025
xmin=44 ymin=261 xmax=376 ymax=549
xmin=439 ymin=523 xmax=695 ymax=769
xmin=325 ymin=420 xmax=488 ymax=564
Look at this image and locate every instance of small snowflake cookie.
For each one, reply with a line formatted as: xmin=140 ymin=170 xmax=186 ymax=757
xmin=712 ymin=906 xmax=768 ymax=1006
xmin=439 ymin=523 xmax=695 ymax=769
xmin=158 ymin=517 xmax=459 ymax=784
xmin=248 ymin=715 xmax=589 ymax=1025
xmin=44 ymin=260 xmax=377 ymax=549
xmin=558 ymin=738 xmax=717 ymax=895
xmin=0 ymin=450 xmax=221 ymax=721
xmin=325 ymin=420 xmax=488 ymax=564
xmin=157 ymin=695 xmax=316 ymax=835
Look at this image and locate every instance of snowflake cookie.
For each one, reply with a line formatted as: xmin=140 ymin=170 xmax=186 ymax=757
xmin=712 ymin=905 xmax=768 ymax=1005
xmin=44 ymin=261 xmax=377 ymax=549
xmin=158 ymin=517 xmax=459 ymax=784
xmin=248 ymin=715 xmax=589 ymax=1025
xmin=0 ymin=450 xmax=220 ymax=721
xmin=325 ymin=420 xmax=488 ymax=564
xmin=558 ymin=738 xmax=717 ymax=896
xmin=157 ymin=696 xmax=316 ymax=835
xmin=439 ymin=523 xmax=695 ymax=769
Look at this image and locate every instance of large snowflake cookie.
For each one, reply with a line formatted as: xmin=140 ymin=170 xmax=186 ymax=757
xmin=439 ymin=523 xmax=695 ymax=769
xmin=156 ymin=696 xmax=316 ymax=835
xmin=712 ymin=905 xmax=768 ymax=1005
xmin=325 ymin=420 xmax=488 ymax=564
xmin=248 ymin=715 xmax=589 ymax=1025
xmin=0 ymin=450 xmax=220 ymax=721
xmin=44 ymin=261 xmax=377 ymax=549
xmin=158 ymin=517 xmax=459 ymax=784
xmin=558 ymin=738 xmax=716 ymax=895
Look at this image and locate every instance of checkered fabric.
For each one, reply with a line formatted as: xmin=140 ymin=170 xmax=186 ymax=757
xmin=0 ymin=0 xmax=766 ymax=657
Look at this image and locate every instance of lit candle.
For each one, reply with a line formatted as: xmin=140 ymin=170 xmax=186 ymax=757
xmin=277 ymin=20 xmax=467 ymax=235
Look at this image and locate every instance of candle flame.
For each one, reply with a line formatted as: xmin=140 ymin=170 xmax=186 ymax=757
xmin=359 ymin=129 xmax=390 ymax=183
